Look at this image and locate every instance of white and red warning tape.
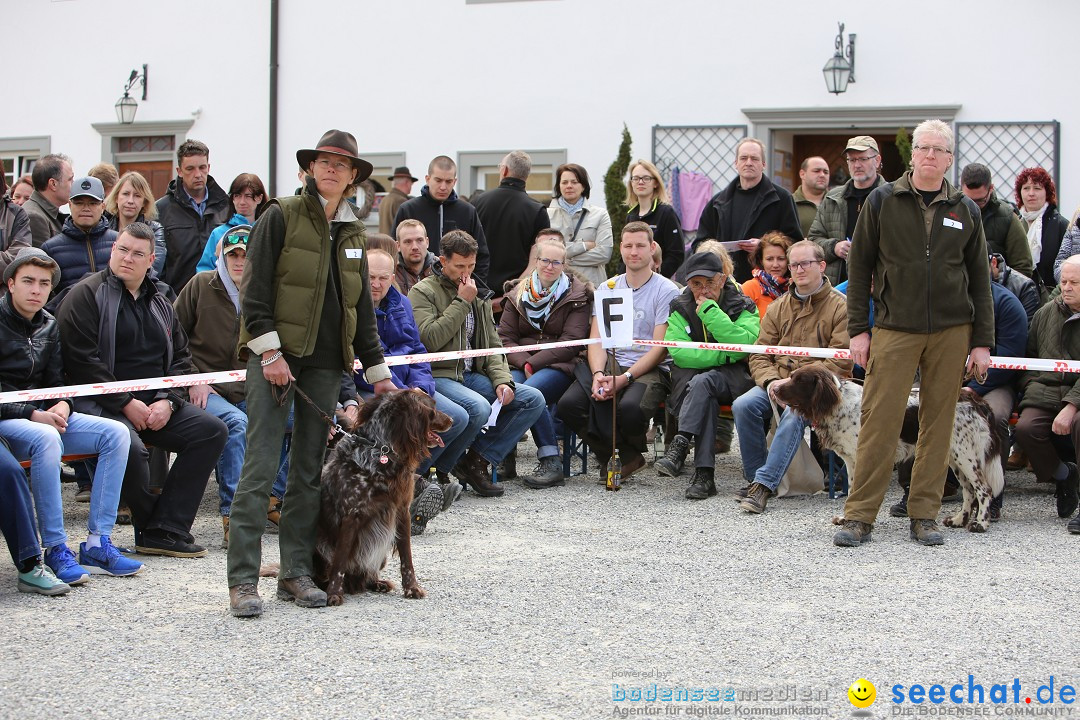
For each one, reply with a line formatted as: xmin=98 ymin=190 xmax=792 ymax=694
xmin=0 ymin=337 xmax=1075 ymax=404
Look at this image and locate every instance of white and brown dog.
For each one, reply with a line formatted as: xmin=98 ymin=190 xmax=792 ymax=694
xmin=773 ymin=365 xmax=1005 ymax=533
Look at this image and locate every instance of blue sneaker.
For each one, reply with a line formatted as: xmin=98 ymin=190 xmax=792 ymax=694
xmin=44 ymin=544 xmax=90 ymax=586
xmin=80 ymin=537 xmax=145 ymax=577
xmin=17 ymin=562 xmax=71 ymax=596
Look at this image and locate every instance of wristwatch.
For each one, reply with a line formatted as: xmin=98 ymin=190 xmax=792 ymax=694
xmin=623 ymin=371 xmax=635 ymax=385
xmin=167 ymin=398 xmax=179 ymax=412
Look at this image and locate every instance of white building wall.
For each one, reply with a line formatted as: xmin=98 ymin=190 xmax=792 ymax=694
xmin=5 ymin=0 xmax=1077 ymax=208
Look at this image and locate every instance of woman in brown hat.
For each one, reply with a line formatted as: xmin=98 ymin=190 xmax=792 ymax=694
xmin=226 ymin=129 xmax=395 ymax=618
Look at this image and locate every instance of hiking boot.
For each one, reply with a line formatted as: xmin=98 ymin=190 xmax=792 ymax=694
xmin=655 ymin=434 xmax=690 ymax=477
xmin=410 ymin=481 xmax=445 ymax=535
xmin=79 ymin=537 xmax=144 ymax=577
xmin=496 ymin=448 xmax=517 ymax=480
xmin=453 ymin=450 xmax=503 ymax=497
xmin=685 ymin=467 xmax=717 ymax=500
xmin=1005 ymin=448 xmax=1027 ymax=471
xmin=1068 ymin=513 xmax=1080 ymax=534
xmin=230 ymin=583 xmax=263 ymax=618
xmin=276 ymin=575 xmax=327 ymax=608
xmin=74 ymin=486 xmax=91 ymax=503
xmin=738 ymin=482 xmax=772 ymax=514
xmin=17 ymin=562 xmax=70 ymax=596
xmin=522 ymin=456 xmax=566 ymax=489
xmin=833 ymin=520 xmax=873 ymax=546
xmin=734 ymin=484 xmax=751 ymax=499
xmin=1056 ymin=462 xmax=1079 ymax=518
xmin=441 ymin=480 xmax=463 ymax=510
xmin=889 ymin=486 xmax=910 ymax=517
xmin=45 ymin=544 xmax=90 ymax=586
xmin=910 ymin=518 xmax=945 ymax=546
xmin=135 ymin=530 xmax=207 ymax=558
xmin=267 ymin=496 xmax=283 ymax=528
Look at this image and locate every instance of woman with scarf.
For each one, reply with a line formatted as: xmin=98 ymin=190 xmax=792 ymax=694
xmin=739 ymin=231 xmax=793 ymax=317
xmin=1016 ymin=167 xmax=1069 ymax=298
xmin=547 ymin=164 xmax=612 ymax=288
xmin=105 ymin=171 xmax=167 ymax=275
xmin=498 ymin=230 xmax=593 ymax=488
xmin=174 ymin=226 xmax=287 ymax=547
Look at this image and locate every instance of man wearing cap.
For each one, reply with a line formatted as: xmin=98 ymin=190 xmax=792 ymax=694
xmin=733 ymin=240 xmax=852 ymax=514
xmin=0 ymin=248 xmax=143 ymax=581
xmin=378 ymin=166 xmax=417 ymax=236
xmin=41 ymin=176 xmax=118 ymax=311
xmin=155 ymin=140 xmax=231 ymax=295
xmin=961 ymin=163 xmax=1035 ymax=279
xmin=393 ymin=155 xmax=491 ymax=283
xmin=473 ymin=151 xmax=551 ymax=295
xmin=656 ymin=250 xmax=759 ymax=499
xmin=23 ymin=154 xmax=73 ymax=248
xmin=227 ymin=129 xmax=395 ymax=617
xmin=58 ymin=222 xmax=229 ymax=559
xmin=808 ymin=136 xmax=887 ymax=286
xmin=793 ymin=157 xmax=830 ymax=238
xmin=175 ymin=226 xmax=284 ymax=549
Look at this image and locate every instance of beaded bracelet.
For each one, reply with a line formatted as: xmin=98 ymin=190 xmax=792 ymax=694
xmin=260 ymin=351 xmax=283 ymax=367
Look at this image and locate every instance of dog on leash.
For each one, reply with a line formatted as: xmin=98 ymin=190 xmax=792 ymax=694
xmin=314 ymin=389 xmax=453 ymax=605
xmin=772 ymin=365 xmax=1004 ymax=533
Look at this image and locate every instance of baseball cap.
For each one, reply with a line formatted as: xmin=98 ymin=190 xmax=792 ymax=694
xmin=220 ymin=225 xmax=251 ymax=256
xmin=844 ymin=136 xmax=880 ymax=154
xmin=684 ymin=252 xmax=724 ymax=280
xmin=69 ymin=176 xmax=105 ymax=202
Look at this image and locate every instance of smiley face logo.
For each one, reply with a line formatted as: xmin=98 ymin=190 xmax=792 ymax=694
xmin=848 ymin=678 xmax=876 ymax=708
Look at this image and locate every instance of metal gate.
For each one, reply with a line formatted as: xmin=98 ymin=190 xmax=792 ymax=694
xmin=652 ymin=124 xmax=747 ymax=185
xmin=954 ymin=121 xmax=1060 ymax=203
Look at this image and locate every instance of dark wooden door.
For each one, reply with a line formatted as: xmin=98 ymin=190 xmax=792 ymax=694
xmin=118 ymin=160 xmax=172 ymax=200
xmin=793 ymin=134 xmax=903 ymax=186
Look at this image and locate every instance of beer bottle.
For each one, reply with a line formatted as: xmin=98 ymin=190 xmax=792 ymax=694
xmin=606 ymin=450 xmax=622 ymax=492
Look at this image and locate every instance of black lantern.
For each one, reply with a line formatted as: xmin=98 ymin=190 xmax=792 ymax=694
xmin=114 ymin=64 xmax=148 ymax=124
xmin=822 ymin=23 xmax=855 ymax=95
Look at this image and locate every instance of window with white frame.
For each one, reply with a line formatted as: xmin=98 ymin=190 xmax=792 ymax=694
xmin=0 ymin=137 xmax=50 ymax=190
xmin=458 ymin=150 xmax=567 ymax=204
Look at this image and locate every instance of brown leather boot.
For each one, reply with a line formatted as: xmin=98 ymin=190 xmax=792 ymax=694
xmin=229 ymin=583 xmax=263 ymax=618
xmin=453 ymin=449 xmax=503 ymax=497
xmin=276 ymin=575 xmax=327 ymax=608
xmin=267 ymin=496 xmax=282 ymax=528
xmin=222 ymin=516 xmax=230 ymax=549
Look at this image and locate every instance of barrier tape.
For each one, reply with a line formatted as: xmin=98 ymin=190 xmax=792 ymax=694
xmin=1 ymin=336 xmax=1077 ymax=404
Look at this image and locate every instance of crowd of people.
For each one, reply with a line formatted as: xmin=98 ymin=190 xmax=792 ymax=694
xmin=0 ymin=121 xmax=1077 ymax=615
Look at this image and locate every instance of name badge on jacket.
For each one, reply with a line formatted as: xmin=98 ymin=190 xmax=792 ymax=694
xmin=942 ymin=218 xmax=963 ymax=230
xmin=345 ymin=248 xmax=364 ymax=259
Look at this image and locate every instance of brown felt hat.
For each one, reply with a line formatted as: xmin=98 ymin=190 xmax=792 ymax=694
xmin=296 ymin=129 xmax=373 ymax=183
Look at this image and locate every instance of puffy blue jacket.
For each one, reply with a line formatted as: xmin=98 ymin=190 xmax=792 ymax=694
xmin=966 ymin=280 xmax=1027 ymax=397
xmin=355 ymin=285 xmax=435 ymax=396
xmin=196 ymin=213 xmax=252 ymax=273
xmin=41 ymin=216 xmax=118 ymax=312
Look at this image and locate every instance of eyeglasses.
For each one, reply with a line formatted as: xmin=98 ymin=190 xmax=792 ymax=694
xmin=913 ymin=145 xmax=952 ymax=157
xmin=630 ymin=176 xmax=654 ymax=184
xmin=315 ymin=158 xmax=353 ymax=173
xmin=789 ymin=259 xmax=822 ymax=271
xmin=537 ymin=258 xmax=564 ymax=268
xmin=113 ymin=244 xmax=149 ymax=261
xmin=846 ymin=154 xmax=879 ymax=165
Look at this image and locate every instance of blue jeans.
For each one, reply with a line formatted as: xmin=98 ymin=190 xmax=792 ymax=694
xmin=510 ymin=368 xmax=571 ymax=459
xmin=0 ymin=413 xmax=131 ymax=546
xmin=434 ymin=373 xmax=547 ymax=466
xmin=205 ymin=394 xmax=290 ymax=516
xmin=421 ymin=392 xmax=470 ymax=474
xmin=0 ymin=444 xmax=40 ymax=567
xmin=732 ymin=386 xmax=808 ymax=492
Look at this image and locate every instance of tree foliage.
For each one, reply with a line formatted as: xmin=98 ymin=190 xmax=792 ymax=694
xmin=604 ymin=124 xmax=632 ymax=276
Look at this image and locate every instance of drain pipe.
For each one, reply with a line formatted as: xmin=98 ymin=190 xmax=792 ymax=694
xmin=268 ymin=0 xmax=279 ymax=196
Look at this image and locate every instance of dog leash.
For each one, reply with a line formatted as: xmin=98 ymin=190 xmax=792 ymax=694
xmin=272 ymin=380 xmax=347 ymax=446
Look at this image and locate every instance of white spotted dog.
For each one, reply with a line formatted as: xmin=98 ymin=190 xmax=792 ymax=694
xmin=772 ymin=365 xmax=1005 ymax=533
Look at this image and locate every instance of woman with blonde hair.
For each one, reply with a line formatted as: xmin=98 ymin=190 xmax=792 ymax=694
xmin=105 ymin=171 xmax=167 ymax=274
xmin=498 ymin=229 xmax=593 ymax=488
xmin=739 ymin=231 xmax=793 ymax=317
xmin=626 ymin=159 xmax=684 ymax=278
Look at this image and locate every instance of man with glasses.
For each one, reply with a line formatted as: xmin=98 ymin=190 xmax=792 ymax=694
xmin=473 ymin=151 xmax=550 ymax=296
xmin=961 ymin=163 xmax=1035 ymax=279
xmin=58 ymin=222 xmax=228 ymax=558
xmin=41 ymin=176 xmax=119 ymax=311
xmin=836 ymin=119 xmax=994 ymax=548
xmin=733 ymin=240 xmax=852 ymax=514
xmin=695 ymin=138 xmax=803 ymax=283
xmin=809 ymin=136 xmax=886 ymax=285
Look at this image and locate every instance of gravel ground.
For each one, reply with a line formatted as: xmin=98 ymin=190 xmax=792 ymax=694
xmin=1 ymin=437 xmax=1079 ymax=720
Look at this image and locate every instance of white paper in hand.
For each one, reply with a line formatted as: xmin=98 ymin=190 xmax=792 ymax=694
xmin=485 ymin=398 xmax=504 ymax=428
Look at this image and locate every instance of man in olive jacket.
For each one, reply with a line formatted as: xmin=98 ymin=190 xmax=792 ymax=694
xmin=1013 ymin=255 xmax=1080 ymax=532
xmin=227 ymin=130 xmax=394 ymax=618
xmin=409 ymin=230 xmax=545 ymax=498
xmin=838 ymin=120 xmax=994 ymax=548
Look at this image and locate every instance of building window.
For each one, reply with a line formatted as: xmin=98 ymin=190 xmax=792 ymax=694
xmin=458 ymin=149 xmax=566 ymax=204
xmin=0 ymin=136 xmax=50 ymax=189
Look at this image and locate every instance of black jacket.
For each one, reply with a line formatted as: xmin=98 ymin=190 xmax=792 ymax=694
xmin=41 ymin=216 xmax=118 ymax=313
xmin=627 ymin=199 xmax=685 ymax=278
xmin=0 ymin=293 xmax=73 ymax=419
xmin=393 ymin=187 xmax=491 ymax=282
xmin=154 ymin=176 xmax=230 ymax=294
xmin=473 ymin=177 xmax=549 ymax=292
xmin=695 ymin=174 xmax=803 ymax=282
xmin=57 ymin=267 xmax=194 ymax=414
xmin=1034 ymin=204 xmax=1070 ymax=290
